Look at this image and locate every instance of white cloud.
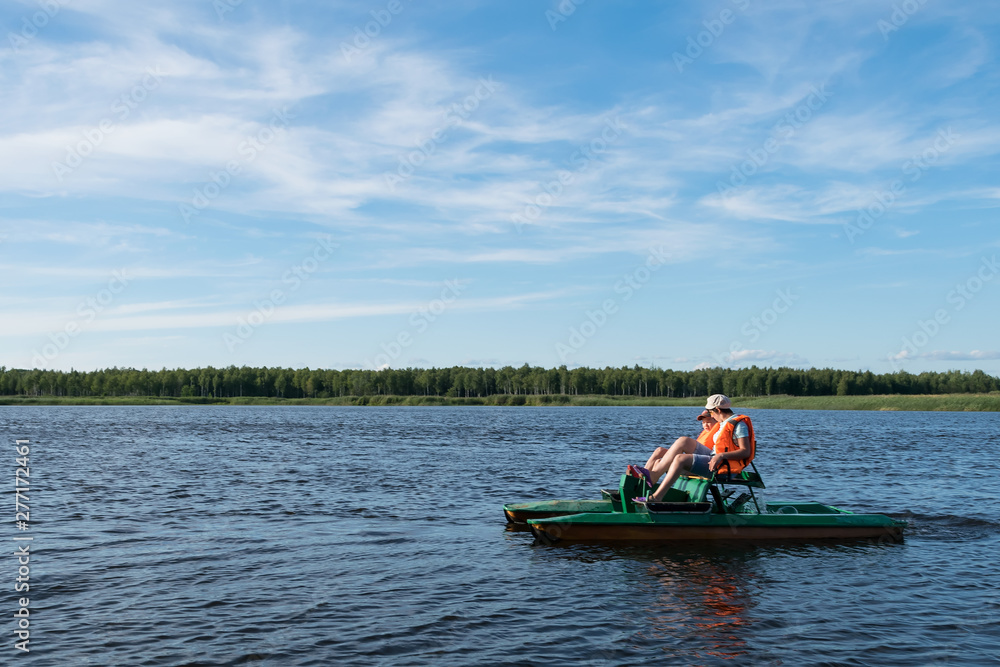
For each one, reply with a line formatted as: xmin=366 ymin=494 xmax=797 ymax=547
xmin=899 ymin=350 xmax=1000 ymax=362
xmin=0 ymin=289 xmax=572 ymax=338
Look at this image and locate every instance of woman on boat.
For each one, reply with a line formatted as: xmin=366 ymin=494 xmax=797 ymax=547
xmin=637 ymin=394 xmax=755 ymax=503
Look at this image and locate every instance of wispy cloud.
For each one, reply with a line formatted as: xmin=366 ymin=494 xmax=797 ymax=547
xmin=0 ymin=289 xmax=571 ymax=338
xmin=708 ymin=349 xmax=811 ymax=368
xmin=895 ymin=350 xmax=1000 ymax=362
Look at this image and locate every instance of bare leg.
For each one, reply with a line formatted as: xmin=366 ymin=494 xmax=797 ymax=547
xmin=643 ymin=447 xmax=668 ymax=471
xmin=647 ymin=436 xmax=701 ymax=484
xmin=649 ymin=453 xmax=695 ymax=501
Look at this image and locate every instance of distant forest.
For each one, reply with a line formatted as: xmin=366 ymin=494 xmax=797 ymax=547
xmin=1 ymin=365 xmax=998 ymax=399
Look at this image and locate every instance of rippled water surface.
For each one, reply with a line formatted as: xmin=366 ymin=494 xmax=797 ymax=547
xmin=2 ymin=406 xmax=998 ymax=666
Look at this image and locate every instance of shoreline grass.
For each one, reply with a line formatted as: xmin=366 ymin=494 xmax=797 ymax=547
xmin=0 ymin=393 xmax=998 ymax=411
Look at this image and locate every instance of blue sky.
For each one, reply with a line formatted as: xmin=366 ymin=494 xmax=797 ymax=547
xmin=2 ymin=0 xmax=999 ymax=375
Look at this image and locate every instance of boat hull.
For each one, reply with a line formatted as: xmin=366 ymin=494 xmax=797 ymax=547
xmin=504 ymin=498 xmax=614 ymax=524
xmin=528 ymin=502 xmax=906 ymax=543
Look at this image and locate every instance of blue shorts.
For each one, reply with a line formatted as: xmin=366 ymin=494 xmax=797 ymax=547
xmin=689 ymin=443 xmax=715 ymax=477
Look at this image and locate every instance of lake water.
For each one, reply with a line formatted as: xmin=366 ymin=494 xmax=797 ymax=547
xmin=2 ymin=405 xmax=998 ymax=666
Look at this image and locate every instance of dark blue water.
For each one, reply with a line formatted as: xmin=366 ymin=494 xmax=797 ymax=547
xmin=2 ymin=406 xmax=998 ymax=666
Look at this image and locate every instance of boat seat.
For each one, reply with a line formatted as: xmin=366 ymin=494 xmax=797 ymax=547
xmin=644 ymin=501 xmax=712 ymax=514
xmin=712 ymin=469 xmax=765 ymax=489
xmin=669 ymin=463 xmax=766 ymax=513
xmin=619 ymin=465 xmax=765 ymax=514
xmin=618 ymin=473 xmax=712 ymax=513
xmin=617 ymin=474 xmax=646 ymax=513
xmin=668 ymin=475 xmax=712 ymax=503
xmin=600 ymin=488 xmax=623 ymax=512
xmin=711 ymin=462 xmax=766 ymax=513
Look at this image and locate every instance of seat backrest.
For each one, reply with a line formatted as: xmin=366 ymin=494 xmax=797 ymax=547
xmin=713 ymin=460 xmax=766 ymax=488
xmin=617 ymin=474 xmax=646 ymax=513
xmin=672 ymin=475 xmax=711 ymax=502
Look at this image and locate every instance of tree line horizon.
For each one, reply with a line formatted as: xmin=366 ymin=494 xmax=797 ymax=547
xmin=1 ymin=364 xmax=997 ymax=399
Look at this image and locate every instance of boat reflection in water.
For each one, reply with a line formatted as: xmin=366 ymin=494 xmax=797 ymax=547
xmin=638 ymin=550 xmax=757 ymax=662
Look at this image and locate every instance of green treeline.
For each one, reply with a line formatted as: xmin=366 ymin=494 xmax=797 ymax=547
xmin=1 ymin=364 xmax=997 ymax=399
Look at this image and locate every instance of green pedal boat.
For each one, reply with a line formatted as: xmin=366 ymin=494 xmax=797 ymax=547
xmin=504 ymin=466 xmax=906 ymax=544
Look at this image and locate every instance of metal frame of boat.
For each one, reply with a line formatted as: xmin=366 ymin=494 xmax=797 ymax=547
xmin=505 ymin=466 xmax=906 ymax=543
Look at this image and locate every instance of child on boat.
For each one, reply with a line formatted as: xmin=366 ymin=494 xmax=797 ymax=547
xmin=631 ymin=394 xmax=756 ymax=503
xmin=628 ymin=408 xmax=717 ymax=486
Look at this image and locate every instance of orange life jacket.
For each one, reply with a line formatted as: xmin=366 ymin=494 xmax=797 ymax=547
xmin=696 ymin=426 xmax=715 ymax=447
xmin=711 ymin=414 xmax=755 ymax=474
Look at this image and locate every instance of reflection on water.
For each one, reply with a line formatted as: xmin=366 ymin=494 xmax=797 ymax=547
xmin=643 ymin=552 xmax=755 ymax=661
xmin=536 ymin=539 xmax=916 ymax=664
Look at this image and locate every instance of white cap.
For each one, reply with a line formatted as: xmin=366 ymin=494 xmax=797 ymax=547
xmin=705 ymin=394 xmax=731 ymax=410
